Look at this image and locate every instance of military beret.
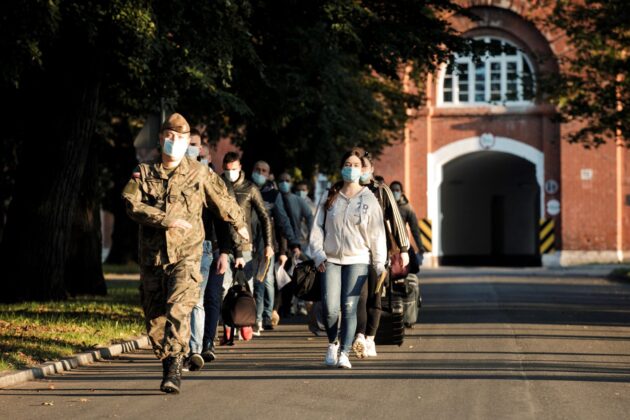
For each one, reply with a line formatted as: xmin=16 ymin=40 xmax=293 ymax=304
xmin=161 ymin=113 xmax=190 ymax=134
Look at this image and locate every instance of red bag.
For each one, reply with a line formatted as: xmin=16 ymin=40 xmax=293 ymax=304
xmin=389 ymin=253 xmax=409 ymax=280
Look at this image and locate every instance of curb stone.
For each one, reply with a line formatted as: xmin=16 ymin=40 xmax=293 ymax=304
xmin=0 ymin=335 xmax=149 ymax=389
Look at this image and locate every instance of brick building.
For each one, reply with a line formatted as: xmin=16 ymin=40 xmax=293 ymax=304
xmin=376 ymin=0 xmax=630 ymax=267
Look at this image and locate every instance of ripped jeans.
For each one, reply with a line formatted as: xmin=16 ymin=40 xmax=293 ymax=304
xmin=321 ymin=262 xmax=369 ymax=353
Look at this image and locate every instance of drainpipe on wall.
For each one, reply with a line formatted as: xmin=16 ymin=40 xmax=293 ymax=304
xmin=615 ymin=63 xmax=626 ymax=263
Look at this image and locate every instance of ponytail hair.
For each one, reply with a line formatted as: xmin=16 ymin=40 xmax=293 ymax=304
xmin=324 ymin=148 xmax=363 ymax=210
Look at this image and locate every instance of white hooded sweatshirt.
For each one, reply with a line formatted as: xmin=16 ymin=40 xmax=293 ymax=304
xmin=309 ymin=187 xmax=387 ymax=274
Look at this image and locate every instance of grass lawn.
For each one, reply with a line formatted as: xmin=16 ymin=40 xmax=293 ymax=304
xmin=0 ymin=275 xmax=144 ymax=373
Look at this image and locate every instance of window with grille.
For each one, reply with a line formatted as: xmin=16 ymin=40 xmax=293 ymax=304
xmin=438 ymin=37 xmax=536 ymax=106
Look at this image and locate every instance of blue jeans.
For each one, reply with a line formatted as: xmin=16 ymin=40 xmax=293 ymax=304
xmin=189 ymin=241 xmax=213 ymax=354
xmin=321 ymin=263 xmax=369 ymax=353
xmin=255 ymin=257 xmax=275 ymax=323
xmin=202 ymin=251 xmax=253 ymax=347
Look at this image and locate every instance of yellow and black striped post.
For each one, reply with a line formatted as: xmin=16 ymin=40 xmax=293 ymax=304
xmin=419 ymin=218 xmax=433 ymax=253
xmin=539 ymin=218 xmax=556 ymax=254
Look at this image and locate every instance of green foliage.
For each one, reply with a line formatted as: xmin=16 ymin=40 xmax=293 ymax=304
xmin=232 ymin=0 xmax=467 ymax=174
xmin=0 ymin=1 xmax=468 ymax=303
xmin=1 ymin=0 xmax=467 ymax=174
xmin=539 ymin=0 xmax=630 ymax=147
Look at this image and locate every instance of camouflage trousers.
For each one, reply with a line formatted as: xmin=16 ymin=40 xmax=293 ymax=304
xmin=140 ymin=258 xmax=202 ymax=359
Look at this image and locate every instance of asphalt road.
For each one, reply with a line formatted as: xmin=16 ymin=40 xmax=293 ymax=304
xmin=1 ymin=269 xmax=629 ymax=420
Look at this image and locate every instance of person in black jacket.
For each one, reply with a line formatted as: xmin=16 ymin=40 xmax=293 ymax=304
xmin=353 ymin=151 xmax=410 ymax=360
xmin=202 ymin=152 xmax=276 ymax=350
xmin=250 ymin=160 xmax=301 ymax=329
xmin=390 ymin=181 xmax=424 ymax=269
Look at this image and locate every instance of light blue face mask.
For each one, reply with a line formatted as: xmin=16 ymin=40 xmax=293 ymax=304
xmin=163 ymin=138 xmax=188 ymax=159
xmin=393 ymin=191 xmax=402 ymax=202
xmin=360 ymin=171 xmax=372 ymax=183
xmin=186 ymin=145 xmax=200 ymax=159
xmin=279 ymin=181 xmax=292 ymax=193
xmin=252 ymin=172 xmax=267 ymax=186
xmin=297 ymin=190 xmax=308 ymax=199
xmin=341 ymin=166 xmax=361 ymax=183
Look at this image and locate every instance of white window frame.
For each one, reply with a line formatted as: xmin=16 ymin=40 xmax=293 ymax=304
xmin=437 ymin=37 xmax=536 ymax=107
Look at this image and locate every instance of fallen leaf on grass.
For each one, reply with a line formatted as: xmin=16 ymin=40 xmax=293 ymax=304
xmin=42 ymin=401 xmax=54 ymax=406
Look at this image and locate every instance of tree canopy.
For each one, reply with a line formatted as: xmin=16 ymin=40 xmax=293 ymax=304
xmin=0 ymin=0 xmax=468 ymax=301
xmin=539 ymin=0 xmax=629 ymax=147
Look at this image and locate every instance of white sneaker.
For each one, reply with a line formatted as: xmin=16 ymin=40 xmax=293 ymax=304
xmin=252 ymin=321 xmax=262 ymax=337
xmin=337 ymin=351 xmax=352 ymax=369
xmin=352 ymin=334 xmax=367 ymax=359
xmin=365 ymin=338 xmax=377 ymax=357
xmin=325 ymin=342 xmax=339 ymax=366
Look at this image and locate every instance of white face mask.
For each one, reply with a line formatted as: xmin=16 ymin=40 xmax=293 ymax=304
xmin=163 ymin=139 xmax=188 ymax=159
xmin=226 ymin=169 xmax=240 ymax=182
xmin=200 ymin=158 xmax=209 ymax=166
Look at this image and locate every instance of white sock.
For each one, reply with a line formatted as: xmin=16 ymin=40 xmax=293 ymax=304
xmin=366 ymin=336 xmax=374 ymax=342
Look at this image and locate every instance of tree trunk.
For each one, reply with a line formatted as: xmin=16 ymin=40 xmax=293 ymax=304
xmin=66 ymin=137 xmax=107 ymax=296
xmin=104 ymin=125 xmax=139 ymax=265
xmin=0 ymin=48 xmax=102 ymax=302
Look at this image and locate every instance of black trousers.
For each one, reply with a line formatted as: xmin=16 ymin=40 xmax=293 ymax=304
xmin=356 ymin=265 xmax=383 ymax=337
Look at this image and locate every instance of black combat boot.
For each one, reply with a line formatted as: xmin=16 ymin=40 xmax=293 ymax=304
xmin=159 ymin=357 xmax=172 ymax=391
xmin=160 ymin=354 xmax=183 ymax=394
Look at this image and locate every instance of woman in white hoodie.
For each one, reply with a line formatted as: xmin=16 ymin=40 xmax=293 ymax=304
xmin=309 ymin=149 xmax=387 ymax=369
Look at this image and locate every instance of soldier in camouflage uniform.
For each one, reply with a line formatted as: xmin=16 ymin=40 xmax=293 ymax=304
xmin=122 ymin=113 xmax=248 ymax=394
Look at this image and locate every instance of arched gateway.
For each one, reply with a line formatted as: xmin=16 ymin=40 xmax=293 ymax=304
xmin=428 ymin=136 xmax=544 ymax=266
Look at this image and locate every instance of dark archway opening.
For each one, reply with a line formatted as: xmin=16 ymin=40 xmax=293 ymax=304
xmin=439 ymin=151 xmax=541 ymax=267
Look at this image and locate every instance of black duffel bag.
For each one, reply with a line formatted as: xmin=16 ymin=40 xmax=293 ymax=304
xmin=221 ymin=268 xmax=257 ymax=328
xmin=292 ymin=260 xmax=322 ymax=302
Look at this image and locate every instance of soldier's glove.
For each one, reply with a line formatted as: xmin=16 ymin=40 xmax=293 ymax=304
xmin=168 ymin=219 xmax=192 ymax=230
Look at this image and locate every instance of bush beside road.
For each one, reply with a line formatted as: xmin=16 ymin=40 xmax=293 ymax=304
xmin=607 ymin=266 xmax=630 ymax=283
xmin=0 ymin=274 xmax=143 ymax=373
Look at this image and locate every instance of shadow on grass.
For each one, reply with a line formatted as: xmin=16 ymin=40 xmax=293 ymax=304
xmin=0 ymin=335 xmax=104 ymax=370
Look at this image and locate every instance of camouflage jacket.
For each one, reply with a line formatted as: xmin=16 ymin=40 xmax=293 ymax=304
xmin=122 ymin=157 xmax=245 ymax=265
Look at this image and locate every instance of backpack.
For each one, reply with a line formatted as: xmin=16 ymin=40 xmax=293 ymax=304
xmin=221 ymin=268 xmax=257 ymax=328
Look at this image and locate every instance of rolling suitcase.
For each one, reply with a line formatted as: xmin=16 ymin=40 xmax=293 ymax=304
xmin=375 ymin=283 xmax=405 ymax=346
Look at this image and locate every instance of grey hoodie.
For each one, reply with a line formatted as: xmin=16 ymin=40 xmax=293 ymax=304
xmin=309 ymin=187 xmax=387 ymax=275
